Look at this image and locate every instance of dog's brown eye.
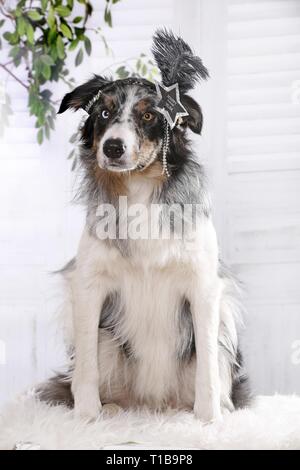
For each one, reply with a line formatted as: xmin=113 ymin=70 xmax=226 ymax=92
xmin=143 ymin=112 xmax=154 ymax=122
xmin=102 ymin=109 xmax=110 ymax=119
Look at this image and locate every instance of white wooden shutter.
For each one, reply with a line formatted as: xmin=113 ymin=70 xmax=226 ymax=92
xmin=225 ymin=0 xmax=300 ymax=394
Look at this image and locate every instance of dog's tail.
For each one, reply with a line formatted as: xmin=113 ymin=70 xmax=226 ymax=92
xmin=36 ymin=373 xmax=74 ymax=408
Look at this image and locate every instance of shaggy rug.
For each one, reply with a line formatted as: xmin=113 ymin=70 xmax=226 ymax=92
xmin=1 ymin=394 xmax=300 ymax=450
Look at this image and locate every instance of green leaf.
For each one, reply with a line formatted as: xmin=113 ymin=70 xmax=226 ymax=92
xmin=40 ymin=89 xmax=52 ymax=101
xmin=50 ymin=44 xmax=58 ymax=61
xmin=14 ymin=56 xmax=22 ymax=67
xmin=142 ymin=64 xmax=147 ymax=76
xmin=3 ymin=32 xmax=12 ymax=42
xmin=37 ymin=110 xmax=46 ymax=126
xmin=48 ymin=116 xmax=55 ymax=130
xmin=15 ymin=7 xmax=22 ymax=18
xmin=17 ymin=16 xmax=27 ymax=36
xmin=27 ymin=10 xmax=43 ymax=21
xmin=84 ymin=36 xmax=91 ymax=55
xmin=41 ymin=0 xmax=48 ymax=11
xmin=37 ymin=128 xmax=44 ymax=145
xmin=60 ymin=23 xmax=72 ymax=39
xmin=9 ymin=45 xmax=20 ymax=59
xmin=47 ymin=7 xmax=55 ymax=28
xmin=40 ymin=54 xmax=54 ymax=66
xmin=48 ymin=28 xmax=57 ymax=44
xmin=45 ymin=123 xmax=50 ymax=139
xmin=42 ymin=64 xmax=51 ymax=80
xmin=10 ymin=46 xmax=23 ymax=66
xmin=104 ymin=7 xmax=112 ymax=27
xmin=55 ymin=6 xmax=71 ymax=17
xmin=75 ymin=48 xmax=83 ymax=66
xmin=56 ymin=34 xmax=65 ymax=59
xmin=74 ymin=27 xmax=85 ymax=40
xmin=3 ymin=31 xmax=19 ymax=45
xmin=0 ymin=19 xmax=5 ymax=28
xmin=42 ymin=63 xmax=51 ymax=80
xmin=73 ymin=16 xmax=83 ymax=24
xmin=26 ymin=22 xmax=34 ymax=44
xmin=116 ymin=66 xmax=129 ymax=79
xmin=85 ymin=1 xmax=93 ymax=17
xmin=69 ymin=38 xmax=79 ymax=51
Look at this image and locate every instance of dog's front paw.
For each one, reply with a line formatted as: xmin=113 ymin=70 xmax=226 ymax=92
xmin=73 ymin=383 xmax=102 ymax=422
xmin=193 ymin=401 xmax=222 ymax=425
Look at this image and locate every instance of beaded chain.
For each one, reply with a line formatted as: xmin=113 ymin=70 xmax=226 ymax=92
xmin=161 ymin=119 xmax=170 ymax=178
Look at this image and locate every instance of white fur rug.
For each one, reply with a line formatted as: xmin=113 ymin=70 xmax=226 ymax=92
xmin=1 ymin=394 xmax=300 ymax=450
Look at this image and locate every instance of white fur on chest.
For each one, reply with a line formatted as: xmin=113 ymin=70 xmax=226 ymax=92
xmin=97 ymin=238 xmax=191 ymax=402
xmin=74 ymin=196 xmax=219 ymax=406
xmin=117 ymin=260 xmax=184 ymax=403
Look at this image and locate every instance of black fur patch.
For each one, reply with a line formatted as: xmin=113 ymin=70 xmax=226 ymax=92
xmin=177 ymin=298 xmax=195 ymax=361
xmin=152 ymin=29 xmax=209 ymax=93
xmin=231 ymin=349 xmax=253 ymax=409
xmin=36 ymin=374 xmax=74 ymax=408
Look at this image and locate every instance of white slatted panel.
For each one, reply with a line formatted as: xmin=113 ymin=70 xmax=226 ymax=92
xmin=225 ymin=0 xmax=300 ymax=394
xmin=0 ymin=0 xmax=175 ymax=406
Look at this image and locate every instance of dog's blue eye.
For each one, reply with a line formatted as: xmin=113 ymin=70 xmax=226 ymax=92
xmin=101 ymin=109 xmax=110 ymax=119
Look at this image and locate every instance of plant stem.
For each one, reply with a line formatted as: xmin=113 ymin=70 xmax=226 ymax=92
xmin=0 ymin=63 xmax=29 ymax=90
xmin=0 ymin=3 xmax=14 ymax=20
xmin=3 ymin=59 xmax=14 ymax=66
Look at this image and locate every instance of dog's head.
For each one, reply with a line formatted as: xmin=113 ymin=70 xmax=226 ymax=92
xmin=58 ymin=30 xmax=208 ymax=174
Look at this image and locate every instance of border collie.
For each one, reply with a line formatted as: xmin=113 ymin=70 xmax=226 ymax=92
xmin=38 ymin=30 xmax=251 ymax=423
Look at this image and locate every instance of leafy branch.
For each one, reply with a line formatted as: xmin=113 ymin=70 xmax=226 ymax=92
xmin=0 ymin=0 xmax=158 ymax=152
xmin=0 ymin=0 xmax=118 ymax=144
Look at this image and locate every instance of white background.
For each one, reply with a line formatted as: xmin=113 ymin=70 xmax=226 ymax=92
xmin=0 ymin=0 xmax=300 ymax=406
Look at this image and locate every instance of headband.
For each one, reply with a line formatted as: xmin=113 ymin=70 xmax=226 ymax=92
xmin=85 ymin=78 xmax=188 ymax=129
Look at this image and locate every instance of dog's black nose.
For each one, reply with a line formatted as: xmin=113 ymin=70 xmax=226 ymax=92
xmin=103 ymin=138 xmax=125 ymax=159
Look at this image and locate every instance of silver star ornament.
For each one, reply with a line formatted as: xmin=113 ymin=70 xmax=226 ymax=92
xmin=155 ymin=81 xmax=189 ymax=129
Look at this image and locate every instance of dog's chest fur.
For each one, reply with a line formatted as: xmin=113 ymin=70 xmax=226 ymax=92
xmin=84 ymin=178 xmax=197 ymax=404
xmin=106 ymin=257 xmax=190 ymax=403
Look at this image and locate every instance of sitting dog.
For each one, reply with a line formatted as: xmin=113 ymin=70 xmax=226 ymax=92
xmin=38 ymin=30 xmax=251 ymax=423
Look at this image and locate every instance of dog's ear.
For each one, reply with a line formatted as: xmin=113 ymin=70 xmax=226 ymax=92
xmin=180 ymin=95 xmax=203 ymax=134
xmin=58 ymin=75 xmax=111 ymax=114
